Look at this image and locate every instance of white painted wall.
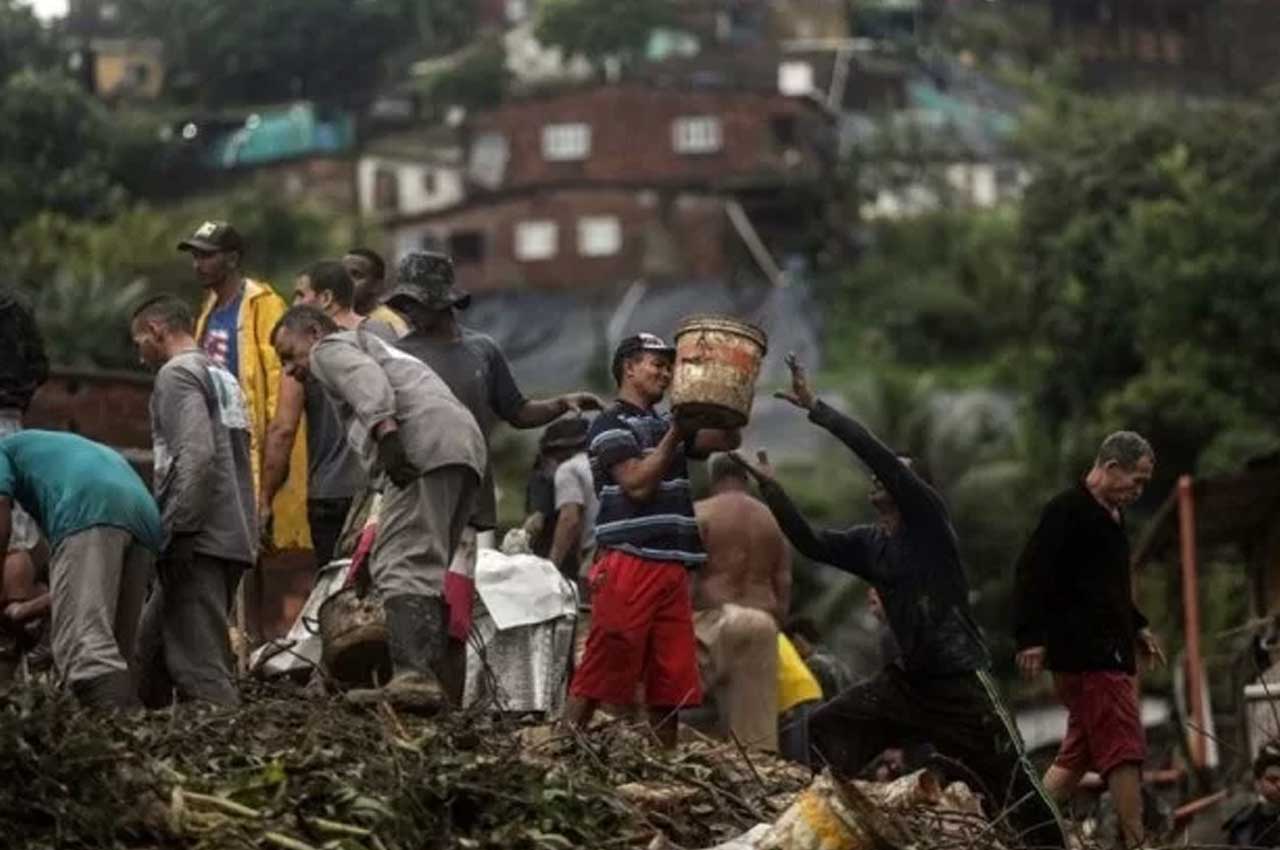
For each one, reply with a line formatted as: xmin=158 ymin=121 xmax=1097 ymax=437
xmin=357 ymin=155 xmax=465 ymax=218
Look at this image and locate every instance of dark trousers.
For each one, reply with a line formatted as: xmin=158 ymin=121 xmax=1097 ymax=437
xmin=809 ymin=666 xmax=1068 ymax=849
xmin=779 ymin=699 xmax=818 ymax=766
xmin=137 ymin=554 xmax=245 ymax=708
xmin=308 ymin=497 xmax=353 ymax=570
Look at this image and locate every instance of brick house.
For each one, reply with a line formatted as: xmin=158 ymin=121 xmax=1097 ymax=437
xmin=381 ymin=84 xmax=833 ymax=294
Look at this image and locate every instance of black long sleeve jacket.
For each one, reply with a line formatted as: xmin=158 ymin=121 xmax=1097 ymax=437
xmin=759 ymin=400 xmax=992 ymax=678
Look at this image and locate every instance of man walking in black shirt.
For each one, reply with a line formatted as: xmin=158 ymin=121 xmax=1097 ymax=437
xmin=732 ymin=354 xmax=1067 ymax=849
xmin=1015 ymin=431 xmax=1163 ymax=849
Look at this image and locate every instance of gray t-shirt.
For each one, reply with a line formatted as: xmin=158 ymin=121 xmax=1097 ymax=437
xmin=554 ymin=451 xmax=598 ymax=555
xmin=393 ymin=327 xmax=526 ymax=529
xmin=304 ymin=376 xmax=364 ymax=500
xmin=151 ymin=349 xmax=257 ymax=564
xmin=306 ymin=318 xmax=398 ymax=499
xmin=310 ymin=329 xmax=486 ymax=482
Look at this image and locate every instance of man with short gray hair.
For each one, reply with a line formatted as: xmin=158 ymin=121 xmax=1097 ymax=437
xmin=1014 ymin=430 xmax=1163 ymax=848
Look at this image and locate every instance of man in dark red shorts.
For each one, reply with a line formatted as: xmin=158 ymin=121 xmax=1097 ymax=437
xmin=562 ymin=333 xmax=739 ymax=748
xmin=1015 ymin=431 xmax=1164 ymax=848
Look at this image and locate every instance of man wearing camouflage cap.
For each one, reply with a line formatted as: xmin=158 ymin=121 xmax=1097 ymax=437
xmin=388 ymin=252 xmax=601 ymax=693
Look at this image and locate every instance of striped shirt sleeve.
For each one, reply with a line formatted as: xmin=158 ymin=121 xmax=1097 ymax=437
xmin=589 ymin=414 xmax=641 ymax=472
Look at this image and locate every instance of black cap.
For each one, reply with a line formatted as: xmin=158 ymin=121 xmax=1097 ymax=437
xmin=540 ymin=417 xmax=589 ymax=452
xmin=177 ymin=220 xmax=244 ymax=254
xmin=611 ymin=332 xmax=675 ymax=385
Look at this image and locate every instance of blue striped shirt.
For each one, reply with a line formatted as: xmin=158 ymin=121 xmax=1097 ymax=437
xmin=589 ymin=401 xmax=705 ymax=566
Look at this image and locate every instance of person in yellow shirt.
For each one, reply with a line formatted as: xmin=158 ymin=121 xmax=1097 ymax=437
xmin=777 ymin=632 xmax=823 ymax=764
xmin=179 ymin=221 xmax=310 ymax=552
xmin=344 ymin=247 xmax=408 ymax=336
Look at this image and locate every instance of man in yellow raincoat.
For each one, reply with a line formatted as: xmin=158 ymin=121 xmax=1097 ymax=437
xmin=179 ymin=221 xmax=310 ymax=552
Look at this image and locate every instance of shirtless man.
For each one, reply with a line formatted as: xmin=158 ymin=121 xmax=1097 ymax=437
xmin=692 ymin=454 xmax=792 ymax=753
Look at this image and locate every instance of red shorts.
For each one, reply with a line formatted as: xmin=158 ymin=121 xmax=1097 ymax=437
xmin=1053 ymin=671 xmax=1146 ymax=776
xmin=569 ymin=549 xmax=702 ymax=708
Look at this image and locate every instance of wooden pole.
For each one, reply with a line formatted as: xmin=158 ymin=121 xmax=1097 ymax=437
xmin=1178 ymin=474 xmax=1206 ymax=769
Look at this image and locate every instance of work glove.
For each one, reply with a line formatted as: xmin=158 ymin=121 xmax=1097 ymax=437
xmin=162 ymin=532 xmax=198 ymax=570
xmin=377 ymin=430 xmax=418 ymax=488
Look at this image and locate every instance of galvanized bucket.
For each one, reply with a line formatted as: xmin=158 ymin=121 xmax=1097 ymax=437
xmin=316 ymin=587 xmax=391 ymax=686
xmin=670 ymin=315 xmax=768 ymax=429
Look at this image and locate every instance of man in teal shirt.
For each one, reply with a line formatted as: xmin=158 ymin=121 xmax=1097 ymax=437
xmin=0 ymin=430 xmax=164 ymax=709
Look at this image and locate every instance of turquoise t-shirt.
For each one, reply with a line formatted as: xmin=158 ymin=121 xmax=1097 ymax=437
xmin=0 ymin=430 xmax=165 ymax=552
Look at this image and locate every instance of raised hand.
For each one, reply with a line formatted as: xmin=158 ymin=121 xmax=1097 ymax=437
xmin=774 ymin=352 xmax=815 ymax=410
xmin=563 ymin=392 xmax=604 ymax=413
xmin=727 ymin=449 xmax=777 ymax=484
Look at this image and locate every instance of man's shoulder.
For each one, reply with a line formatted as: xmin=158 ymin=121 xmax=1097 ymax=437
xmin=555 ymin=451 xmax=591 ymax=481
xmin=1037 ymin=485 xmax=1084 ymax=517
xmin=588 ymin=405 xmax=627 ymax=435
xmin=1223 ymin=800 xmax=1273 ymax=836
xmin=458 ymin=326 xmax=501 ymax=352
xmin=313 ymin=332 xmax=360 ymax=359
xmin=161 ymin=349 xmax=211 ymax=376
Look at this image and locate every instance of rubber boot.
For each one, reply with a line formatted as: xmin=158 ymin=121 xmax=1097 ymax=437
xmin=69 ymin=669 xmax=141 ymax=711
xmin=346 ymin=595 xmax=448 ymax=714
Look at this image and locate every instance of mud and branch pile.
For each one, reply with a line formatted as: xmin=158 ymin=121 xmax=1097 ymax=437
xmin=1 ymin=682 xmax=815 ymax=850
xmin=1 ymin=682 xmax=1178 ymax=850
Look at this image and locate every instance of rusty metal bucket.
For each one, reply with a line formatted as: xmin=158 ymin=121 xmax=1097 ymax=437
xmin=670 ymin=315 xmax=768 ymax=429
xmin=316 ymin=587 xmax=391 ymax=686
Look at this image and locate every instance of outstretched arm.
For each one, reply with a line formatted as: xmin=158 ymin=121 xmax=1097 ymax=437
xmin=729 ymin=451 xmax=884 ymax=581
xmin=481 ymin=336 xmax=603 ymax=428
xmin=776 ymin=353 xmax=944 ymax=524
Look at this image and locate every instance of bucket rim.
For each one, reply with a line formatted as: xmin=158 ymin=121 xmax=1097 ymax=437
xmin=673 ymin=314 xmax=768 ymax=353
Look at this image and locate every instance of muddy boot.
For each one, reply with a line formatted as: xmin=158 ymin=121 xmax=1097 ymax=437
xmin=346 ymin=595 xmax=447 ymax=714
xmin=70 ymin=670 xmax=141 ymax=711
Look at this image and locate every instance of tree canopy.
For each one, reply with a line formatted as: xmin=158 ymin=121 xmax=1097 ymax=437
xmin=113 ymin=0 xmax=441 ymax=107
xmin=535 ymin=0 xmax=678 ymax=76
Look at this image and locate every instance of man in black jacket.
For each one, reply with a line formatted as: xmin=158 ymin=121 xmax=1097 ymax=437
xmin=732 ymin=354 xmax=1066 ymax=849
xmin=1014 ymin=431 xmax=1163 ymax=849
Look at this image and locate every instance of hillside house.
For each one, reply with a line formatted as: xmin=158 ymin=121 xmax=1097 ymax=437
xmin=375 ymin=84 xmax=833 ymax=294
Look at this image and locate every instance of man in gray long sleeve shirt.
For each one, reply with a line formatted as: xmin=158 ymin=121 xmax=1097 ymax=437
xmin=271 ymin=304 xmax=486 ymax=711
xmin=130 ymin=295 xmax=257 ymax=706
xmin=731 ymin=355 xmax=1067 ymax=850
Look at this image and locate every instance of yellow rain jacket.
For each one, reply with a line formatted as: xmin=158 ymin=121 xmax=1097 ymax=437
xmin=777 ymin=633 xmax=823 ymax=713
xmin=195 ymin=278 xmax=311 ymax=550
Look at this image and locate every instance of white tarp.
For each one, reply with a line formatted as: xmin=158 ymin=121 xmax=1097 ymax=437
xmin=249 ymin=559 xmax=350 ymax=677
xmin=474 ymin=548 xmax=577 ymax=630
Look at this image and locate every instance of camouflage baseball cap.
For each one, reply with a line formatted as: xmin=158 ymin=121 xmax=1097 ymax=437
xmin=383 ymin=251 xmax=471 ymax=311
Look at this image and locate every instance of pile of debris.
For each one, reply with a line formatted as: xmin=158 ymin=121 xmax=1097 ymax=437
xmin=0 ymin=681 xmax=1054 ymax=850
xmin=1 ymin=681 xmax=810 ymax=849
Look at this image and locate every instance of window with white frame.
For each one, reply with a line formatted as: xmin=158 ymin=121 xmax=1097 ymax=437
xmin=542 ymin=123 xmax=592 ymax=161
xmin=577 ymin=215 xmax=621 ymax=257
xmin=515 ymin=220 xmax=558 ymax=261
xmin=672 ymin=116 xmax=723 ymax=154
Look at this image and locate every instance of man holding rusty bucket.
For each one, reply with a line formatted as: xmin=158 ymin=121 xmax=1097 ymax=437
xmin=563 ymin=333 xmax=741 ymax=748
